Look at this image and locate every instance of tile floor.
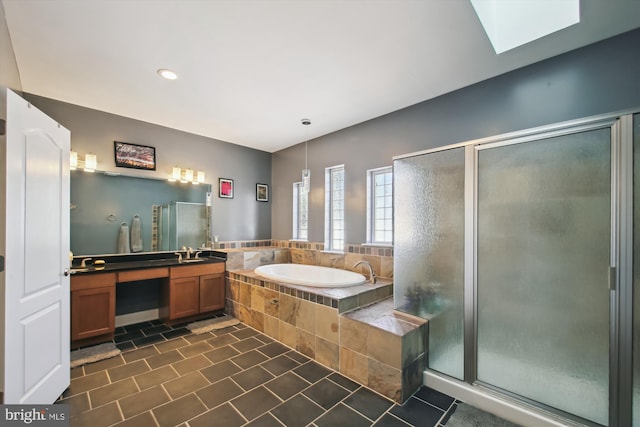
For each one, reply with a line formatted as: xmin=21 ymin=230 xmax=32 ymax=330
xmin=61 ymin=319 xmax=489 ymax=426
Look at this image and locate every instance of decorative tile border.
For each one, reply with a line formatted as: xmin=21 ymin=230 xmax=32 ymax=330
xmin=214 ymin=239 xmax=393 ymax=258
xmin=151 ymin=205 xmax=161 ymax=251
xmin=214 ymin=239 xmax=272 ymax=249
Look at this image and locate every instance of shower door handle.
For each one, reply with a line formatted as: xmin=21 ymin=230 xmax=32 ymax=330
xmin=608 ymin=266 xmax=616 ymax=291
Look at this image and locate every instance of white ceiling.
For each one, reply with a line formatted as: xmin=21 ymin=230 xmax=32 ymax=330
xmin=3 ymin=0 xmax=640 ymax=153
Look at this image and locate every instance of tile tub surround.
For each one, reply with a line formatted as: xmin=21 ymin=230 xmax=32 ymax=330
xmin=223 ymin=247 xmax=291 ymax=271
xmin=226 ymin=270 xmax=425 ymax=403
xmin=218 ymin=240 xmax=394 ymax=279
xmin=341 ymin=299 xmax=428 ymax=403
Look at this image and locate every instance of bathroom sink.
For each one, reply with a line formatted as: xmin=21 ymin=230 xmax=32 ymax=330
xmin=181 ymin=258 xmax=204 ymax=263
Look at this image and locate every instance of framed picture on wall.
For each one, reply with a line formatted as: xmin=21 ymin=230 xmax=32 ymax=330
xmin=114 ymin=141 xmax=156 ymax=170
xmin=256 ymin=183 xmax=269 ymax=202
xmin=219 ymin=178 xmax=234 ymax=198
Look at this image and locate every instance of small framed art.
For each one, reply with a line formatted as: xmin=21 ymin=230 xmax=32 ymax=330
xmin=256 ymin=183 xmax=269 ymax=202
xmin=219 ymin=178 xmax=234 ymax=198
xmin=114 ymin=141 xmax=156 ymax=170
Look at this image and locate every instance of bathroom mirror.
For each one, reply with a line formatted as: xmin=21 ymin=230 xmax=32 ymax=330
xmin=70 ymin=171 xmax=212 ymax=255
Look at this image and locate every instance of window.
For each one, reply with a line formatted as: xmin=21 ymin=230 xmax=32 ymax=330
xmin=292 ymin=181 xmax=308 ymax=240
xmin=324 ymin=165 xmax=345 ymax=251
xmin=367 ymin=166 xmax=393 ymax=244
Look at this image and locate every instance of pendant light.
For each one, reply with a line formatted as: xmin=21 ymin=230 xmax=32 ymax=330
xmin=301 ymin=118 xmax=311 ymax=194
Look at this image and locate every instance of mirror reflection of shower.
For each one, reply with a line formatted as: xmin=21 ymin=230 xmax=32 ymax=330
xmin=157 ymin=202 xmax=208 ymax=251
xmin=70 ymin=170 xmax=212 ymax=255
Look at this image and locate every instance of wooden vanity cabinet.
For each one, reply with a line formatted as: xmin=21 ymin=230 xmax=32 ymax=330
xmin=168 ymin=276 xmax=200 ymax=319
xmin=167 ymin=262 xmax=225 ymax=321
xmin=199 ymin=273 xmax=225 ymax=312
xmin=71 ymin=272 xmax=116 ymax=342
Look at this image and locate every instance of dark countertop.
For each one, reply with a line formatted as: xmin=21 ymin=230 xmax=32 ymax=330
xmin=70 ymin=250 xmax=226 ymax=275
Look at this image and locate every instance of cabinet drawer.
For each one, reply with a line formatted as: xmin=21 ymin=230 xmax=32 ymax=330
xmin=71 ymin=272 xmax=116 ymax=291
xmin=118 ymin=267 xmax=169 ymax=282
xmin=170 ymin=262 xmax=224 ymax=279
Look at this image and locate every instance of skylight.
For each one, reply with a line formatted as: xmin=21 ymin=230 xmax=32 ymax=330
xmin=470 ymin=0 xmax=580 ymax=54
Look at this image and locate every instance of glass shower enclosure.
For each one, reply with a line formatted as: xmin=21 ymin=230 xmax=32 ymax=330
xmin=159 ymin=201 xmax=207 ymax=251
xmin=394 ymin=148 xmax=465 ymax=381
xmin=394 ymin=113 xmax=635 ymax=426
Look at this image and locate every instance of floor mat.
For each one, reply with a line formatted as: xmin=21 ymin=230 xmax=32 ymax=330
xmin=446 ymin=403 xmax=521 ymax=427
xmin=70 ymin=342 xmax=121 ymax=368
xmin=187 ymin=315 xmax=240 ymax=334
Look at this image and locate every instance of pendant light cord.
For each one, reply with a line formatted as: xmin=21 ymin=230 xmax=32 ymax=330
xmin=302 ymin=118 xmax=311 ymax=170
xmin=301 ymin=118 xmax=311 ymax=194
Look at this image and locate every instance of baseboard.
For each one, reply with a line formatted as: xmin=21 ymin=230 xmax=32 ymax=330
xmin=115 ymin=309 xmax=160 ymax=327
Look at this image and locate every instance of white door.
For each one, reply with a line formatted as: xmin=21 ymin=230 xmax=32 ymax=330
xmin=4 ymin=89 xmax=70 ymax=403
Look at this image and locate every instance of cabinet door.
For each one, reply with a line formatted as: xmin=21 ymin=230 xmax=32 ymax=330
xmin=169 ymin=277 xmax=200 ymax=319
xmin=71 ymin=287 xmax=115 ymax=341
xmin=199 ymin=273 xmax=225 ymax=313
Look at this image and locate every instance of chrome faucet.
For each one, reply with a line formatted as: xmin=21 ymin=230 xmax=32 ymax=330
xmin=80 ymin=258 xmax=92 ymax=268
xmin=174 ymin=252 xmax=183 ymax=263
xmin=353 ymin=260 xmax=377 ymax=284
xmin=181 ymin=246 xmax=194 ymax=260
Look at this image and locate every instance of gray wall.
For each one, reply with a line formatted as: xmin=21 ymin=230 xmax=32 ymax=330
xmin=271 ymin=28 xmax=640 ymax=244
xmin=24 ymin=94 xmax=272 ymax=243
xmin=0 ymin=0 xmax=22 ymax=118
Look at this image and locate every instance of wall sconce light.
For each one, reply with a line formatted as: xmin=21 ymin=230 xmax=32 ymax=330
xmin=84 ymin=153 xmax=97 ymax=172
xmin=168 ymin=166 xmax=204 ymax=184
xmin=70 ymin=150 xmax=98 ymax=172
xmin=70 ymin=151 xmax=78 ymax=170
xmin=183 ymin=169 xmax=194 ymax=183
xmin=168 ymin=166 xmax=182 ymax=182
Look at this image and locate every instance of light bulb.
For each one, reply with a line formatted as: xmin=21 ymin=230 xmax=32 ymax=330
xmin=84 ymin=153 xmax=97 ymax=172
xmin=169 ymin=166 xmax=181 ymax=182
xmin=70 ymin=151 xmax=78 ymax=170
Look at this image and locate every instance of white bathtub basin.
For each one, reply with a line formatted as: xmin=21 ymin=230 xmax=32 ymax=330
xmin=254 ymin=264 xmax=366 ymax=288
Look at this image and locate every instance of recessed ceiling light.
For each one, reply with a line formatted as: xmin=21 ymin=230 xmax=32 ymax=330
xmin=157 ymin=68 xmax=178 ymax=80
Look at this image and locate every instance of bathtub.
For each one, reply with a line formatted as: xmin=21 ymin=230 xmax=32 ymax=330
xmin=254 ymin=264 xmax=366 ymax=288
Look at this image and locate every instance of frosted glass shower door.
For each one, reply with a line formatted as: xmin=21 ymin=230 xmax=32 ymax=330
xmin=394 ymin=148 xmax=465 ymax=380
xmin=476 ymin=128 xmax=611 ymax=425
